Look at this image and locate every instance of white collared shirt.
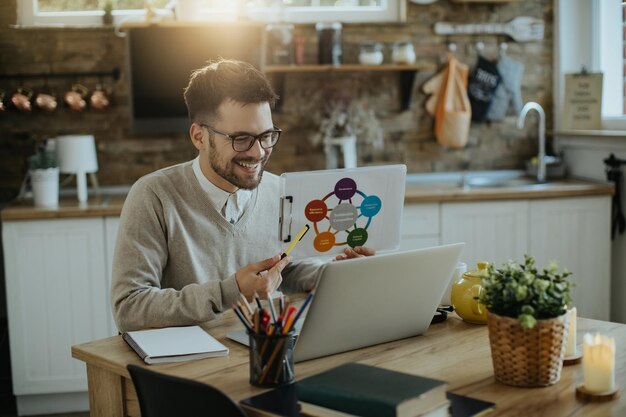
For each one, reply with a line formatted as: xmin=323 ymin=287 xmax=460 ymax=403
xmin=192 ymin=156 xmax=252 ymax=224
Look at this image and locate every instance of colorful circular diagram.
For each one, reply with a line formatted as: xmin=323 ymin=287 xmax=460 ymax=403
xmin=304 ymin=177 xmax=382 ymax=252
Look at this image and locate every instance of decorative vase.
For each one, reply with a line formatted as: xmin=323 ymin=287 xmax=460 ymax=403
xmin=486 ymin=311 xmax=569 ymax=387
xmin=30 ymin=167 xmax=59 ymax=208
xmin=324 ymin=135 xmax=357 ymax=169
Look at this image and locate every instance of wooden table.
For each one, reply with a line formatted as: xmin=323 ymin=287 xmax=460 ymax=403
xmin=72 ymin=312 xmax=626 ymax=417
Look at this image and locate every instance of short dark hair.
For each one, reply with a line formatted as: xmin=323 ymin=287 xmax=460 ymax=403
xmin=183 ymin=59 xmax=278 ymax=124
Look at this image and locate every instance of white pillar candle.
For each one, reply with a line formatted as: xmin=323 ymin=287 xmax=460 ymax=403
xmin=582 ymin=333 xmax=616 ymax=393
xmin=564 ymin=307 xmax=577 ymax=357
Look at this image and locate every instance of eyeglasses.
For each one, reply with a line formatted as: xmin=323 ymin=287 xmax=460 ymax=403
xmin=201 ymin=124 xmax=282 ymax=152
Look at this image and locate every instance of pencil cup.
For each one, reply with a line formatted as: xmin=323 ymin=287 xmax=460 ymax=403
xmin=248 ymin=330 xmax=296 ymax=387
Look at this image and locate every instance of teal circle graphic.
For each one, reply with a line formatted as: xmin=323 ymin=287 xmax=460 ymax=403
xmin=360 ymin=195 xmax=382 ymax=218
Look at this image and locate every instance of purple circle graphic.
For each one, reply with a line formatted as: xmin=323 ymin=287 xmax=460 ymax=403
xmin=334 ymin=178 xmax=357 ymax=200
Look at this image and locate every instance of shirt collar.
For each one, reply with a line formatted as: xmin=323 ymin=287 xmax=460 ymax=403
xmin=192 ymin=156 xmax=252 ymax=221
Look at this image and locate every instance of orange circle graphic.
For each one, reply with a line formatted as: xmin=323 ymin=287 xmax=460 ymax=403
xmin=313 ymin=231 xmax=336 ymax=252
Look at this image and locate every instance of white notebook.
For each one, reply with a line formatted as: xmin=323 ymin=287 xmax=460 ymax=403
xmin=123 ymin=326 xmax=228 ymax=364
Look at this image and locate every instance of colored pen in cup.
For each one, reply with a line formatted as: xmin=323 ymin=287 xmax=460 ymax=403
xmin=285 ymin=292 xmax=313 ymax=333
xmin=266 ymin=291 xmax=278 ymax=324
xmin=281 ymin=224 xmax=310 ymax=259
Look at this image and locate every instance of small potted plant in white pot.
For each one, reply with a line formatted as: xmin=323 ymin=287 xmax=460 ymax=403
xmin=29 ymin=140 xmax=59 ymax=208
xmin=478 ymin=255 xmax=572 ymax=387
xmin=311 ymin=91 xmax=383 ymax=169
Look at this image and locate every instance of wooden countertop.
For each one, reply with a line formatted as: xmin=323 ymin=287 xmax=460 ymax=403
xmin=404 ymin=178 xmax=614 ymax=204
xmin=1 ymin=179 xmax=613 ymax=221
xmin=1 ymin=194 xmax=127 ymax=221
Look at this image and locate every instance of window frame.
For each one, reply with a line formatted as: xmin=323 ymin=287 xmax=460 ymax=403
xmin=555 ymin=0 xmax=625 ymax=131
xmin=17 ymin=0 xmax=405 ymax=26
xmin=593 ymin=0 xmax=624 ymax=128
xmin=17 ymin=0 xmax=146 ymax=26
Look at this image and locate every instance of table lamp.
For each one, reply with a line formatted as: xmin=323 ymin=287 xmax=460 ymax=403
xmin=56 ymin=135 xmax=99 ymax=203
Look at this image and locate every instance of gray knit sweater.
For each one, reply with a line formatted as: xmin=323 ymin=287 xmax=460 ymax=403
xmin=111 ymin=161 xmax=321 ymax=332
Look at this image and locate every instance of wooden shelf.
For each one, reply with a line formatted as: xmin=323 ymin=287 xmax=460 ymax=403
xmin=264 ymin=63 xmax=436 ymax=73
xmin=265 ymin=63 xmax=436 ymax=112
xmin=450 ymin=0 xmax=522 ymax=3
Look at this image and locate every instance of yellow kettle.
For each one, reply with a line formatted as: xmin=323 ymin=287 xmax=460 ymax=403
xmin=451 ymin=261 xmax=489 ymax=324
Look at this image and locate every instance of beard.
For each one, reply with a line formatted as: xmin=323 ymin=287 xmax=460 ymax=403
xmin=208 ymin=136 xmax=267 ymax=190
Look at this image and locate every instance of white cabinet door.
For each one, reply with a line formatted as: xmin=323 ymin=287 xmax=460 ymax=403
xmin=529 ymin=196 xmax=611 ymax=321
xmin=104 ymin=216 xmax=121 ymax=335
xmin=441 ymin=201 xmax=529 ymax=269
xmin=3 ymin=218 xmax=110 ymax=395
xmin=399 ymin=235 xmax=441 ymax=251
xmin=401 ymin=203 xmax=440 ymax=250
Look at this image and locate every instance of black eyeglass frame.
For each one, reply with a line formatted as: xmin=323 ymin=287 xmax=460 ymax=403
xmin=201 ymin=124 xmax=282 ymax=152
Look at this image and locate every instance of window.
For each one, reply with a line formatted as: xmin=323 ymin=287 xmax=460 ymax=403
xmin=18 ymin=0 xmax=402 ymax=26
xmin=594 ymin=0 xmax=625 ymax=123
xmin=555 ymin=0 xmax=625 ymax=130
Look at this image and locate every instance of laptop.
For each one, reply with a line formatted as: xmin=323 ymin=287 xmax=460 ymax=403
xmin=227 ymin=243 xmax=464 ymax=362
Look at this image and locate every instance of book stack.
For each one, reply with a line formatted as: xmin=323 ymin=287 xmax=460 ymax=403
xmin=240 ymin=362 xmax=495 ymax=417
xmin=297 ymin=363 xmax=449 ymax=417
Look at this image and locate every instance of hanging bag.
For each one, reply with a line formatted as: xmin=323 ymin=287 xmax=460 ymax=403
xmin=435 ymin=56 xmax=472 ymax=148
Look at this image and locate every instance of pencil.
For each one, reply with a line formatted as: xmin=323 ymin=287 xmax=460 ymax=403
xmin=254 ymin=292 xmax=263 ymax=311
xmin=282 ymin=306 xmax=297 ymax=334
xmin=285 ymin=292 xmax=313 ymax=333
xmin=281 ymin=224 xmax=310 ymax=259
xmin=279 ymin=294 xmax=285 ymax=315
xmin=266 ymin=291 xmax=278 ymax=324
xmin=232 ymin=305 xmax=253 ymax=333
xmin=239 ymin=293 xmax=254 ymax=318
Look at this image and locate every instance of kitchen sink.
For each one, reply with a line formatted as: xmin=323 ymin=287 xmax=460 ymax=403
xmin=463 ymin=176 xmax=552 ymax=189
xmin=405 ymin=170 xmax=558 ymax=190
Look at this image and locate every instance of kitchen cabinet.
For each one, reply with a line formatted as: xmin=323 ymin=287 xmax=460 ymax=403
xmin=441 ymin=200 xmax=529 ymax=269
xmin=104 ymin=216 xmax=121 ymax=336
xmin=529 ymin=197 xmax=611 ymax=321
xmin=2 ymin=217 xmax=119 ymax=414
xmin=404 ymin=196 xmax=611 ymax=321
xmin=400 ymin=203 xmax=440 ymax=250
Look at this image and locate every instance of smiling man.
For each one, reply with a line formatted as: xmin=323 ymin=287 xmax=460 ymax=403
xmin=111 ymin=60 xmax=371 ymax=332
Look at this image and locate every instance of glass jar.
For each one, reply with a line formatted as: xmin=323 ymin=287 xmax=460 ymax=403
xmin=316 ymin=22 xmax=342 ymax=65
xmin=358 ymin=41 xmax=383 ymax=65
xmin=266 ymin=24 xmax=294 ymax=65
xmin=392 ymin=41 xmax=416 ymax=64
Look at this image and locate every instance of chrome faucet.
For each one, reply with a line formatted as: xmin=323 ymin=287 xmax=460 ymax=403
xmin=517 ymin=102 xmax=547 ymax=183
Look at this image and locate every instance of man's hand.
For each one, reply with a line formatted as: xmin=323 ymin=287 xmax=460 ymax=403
xmin=235 ymin=254 xmax=291 ymax=301
xmin=334 ymin=246 xmax=376 ymax=261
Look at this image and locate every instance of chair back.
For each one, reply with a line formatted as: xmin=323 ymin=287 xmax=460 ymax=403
xmin=127 ymin=364 xmax=247 ymax=417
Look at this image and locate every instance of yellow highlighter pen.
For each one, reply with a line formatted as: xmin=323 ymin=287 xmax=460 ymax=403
xmin=280 ymin=224 xmax=310 ymax=259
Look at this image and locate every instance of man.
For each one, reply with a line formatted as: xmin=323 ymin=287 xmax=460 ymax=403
xmin=112 ymin=59 xmax=372 ymax=332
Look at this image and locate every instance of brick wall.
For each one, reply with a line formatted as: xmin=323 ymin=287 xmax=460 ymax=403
xmin=0 ymin=1 xmax=553 ymax=200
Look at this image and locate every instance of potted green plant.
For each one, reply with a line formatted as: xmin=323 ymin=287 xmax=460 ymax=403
xmin=478 ymin=255 xmax=572 ymax=387
xmin=29 ymin=140 xmax=59 ymax=208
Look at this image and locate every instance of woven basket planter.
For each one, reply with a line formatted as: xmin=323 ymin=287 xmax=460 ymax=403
xmin=487 ymin=311 xmax=569 ymax=387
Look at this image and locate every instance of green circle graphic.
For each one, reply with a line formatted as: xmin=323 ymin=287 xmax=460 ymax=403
xmin=347 ymin=228 xmax=368 ymax=247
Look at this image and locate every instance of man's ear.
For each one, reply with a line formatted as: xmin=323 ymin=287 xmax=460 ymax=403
xmin=190 ymin=123 xmax=205 ymax=151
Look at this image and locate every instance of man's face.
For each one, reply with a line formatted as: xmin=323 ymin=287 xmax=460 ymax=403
xmin=195 ymin=100 xmax=274 ymax=192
